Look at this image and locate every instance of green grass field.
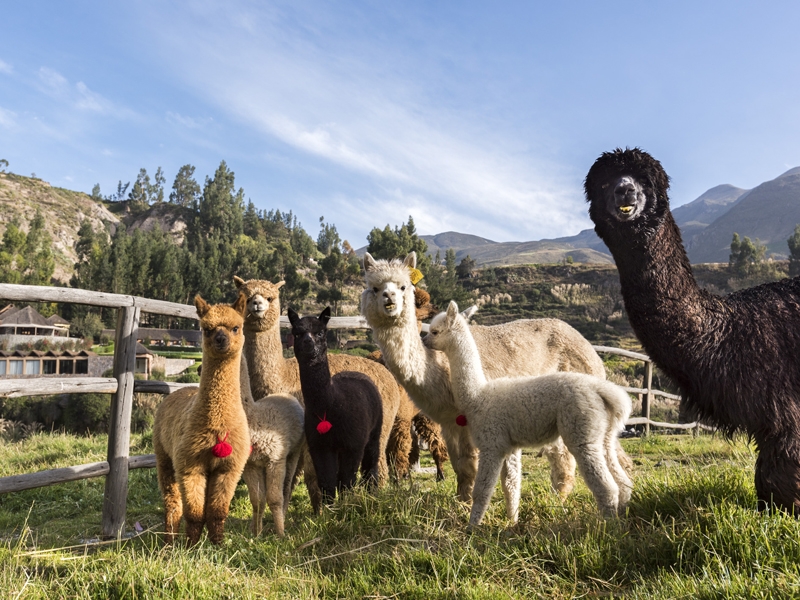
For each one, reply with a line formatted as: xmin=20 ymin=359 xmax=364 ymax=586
xmin=2 ymin=431 xmax=800 ymax=599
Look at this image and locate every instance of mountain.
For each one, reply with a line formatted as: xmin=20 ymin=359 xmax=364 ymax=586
xmin=685 ymin=168 xmax=800 ymax=263
xmin=671 ymin=184 xmax=749 ymax=242
xmin=0 ymin=172 xmax=119 ymax=283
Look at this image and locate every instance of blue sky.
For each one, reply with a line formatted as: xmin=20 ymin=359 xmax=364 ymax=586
xmin=2 ymin=1 xmax=800 ymax=246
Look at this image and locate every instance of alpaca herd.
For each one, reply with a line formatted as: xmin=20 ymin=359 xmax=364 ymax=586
xmin=152 ymin=145 xmax=800 ymax=545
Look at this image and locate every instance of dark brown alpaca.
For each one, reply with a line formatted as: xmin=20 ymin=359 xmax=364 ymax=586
xmin=585 ymin=147 xmax=800 ymax=513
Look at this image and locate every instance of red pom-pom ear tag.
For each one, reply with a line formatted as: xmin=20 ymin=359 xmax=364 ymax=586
xmin=317 ymin=413 xmax=332 ymax=435
xmin=212 ymin=432 xmax=233 ymax=458
xmin=455 ymin=414 xmax=468 ymax=427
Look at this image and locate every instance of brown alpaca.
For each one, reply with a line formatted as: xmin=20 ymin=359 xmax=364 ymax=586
xmin=232 ymin=276 xmax=411 ymax=512
xmin=153 ymin=295 xmax=250 ymax=545
xmin=367 ymin=286 xmax=450 ymax=480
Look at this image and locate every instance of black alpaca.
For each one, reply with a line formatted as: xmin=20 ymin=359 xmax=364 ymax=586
xmin=585 ymin=147 xmax=800 ymax=513
xmin=288 ymin=307 xmax=383 ymax=503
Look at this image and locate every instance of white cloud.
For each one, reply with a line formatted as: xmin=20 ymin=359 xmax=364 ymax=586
xmin=35 ymin=67 xmax=136 ymax=120
xmin=0 ymin=106 xmax=16 ymax=128
xmin=166 ymin=111 xmax=212 ymax=129
xmin=0 ymin=59 xmax=12 ymax=74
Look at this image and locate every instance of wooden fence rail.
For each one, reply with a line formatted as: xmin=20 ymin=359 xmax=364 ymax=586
xmin=0 ymin=283 xmax=694 ymax=537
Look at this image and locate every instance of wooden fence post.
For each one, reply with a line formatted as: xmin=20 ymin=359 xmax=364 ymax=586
xmin=102 ymin=305 xmax=140 ymax=539
xmin=643 ymin=361 xmax=653 ymax=436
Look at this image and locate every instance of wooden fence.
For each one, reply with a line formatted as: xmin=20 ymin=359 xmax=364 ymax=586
xmin=0 ymin=283 xmax=695 ymax=538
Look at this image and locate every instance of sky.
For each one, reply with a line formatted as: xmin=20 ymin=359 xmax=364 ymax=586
xmin=2 ymin=1 xmax=800 ymax=247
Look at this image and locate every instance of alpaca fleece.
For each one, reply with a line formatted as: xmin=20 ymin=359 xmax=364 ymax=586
xmin=290 ymin=308 xmax=383 ymax=502
xmin=361 ymin=252 xmax=624 ymax=503
xmin=585 ymin=147 xmax=800 ymax=513
xmin=426 ymin=301 xmax=632 ymax=526
xmin=153 ymin=295 xmax=250 ymax=545
xmin=237 ymin=357 xmax=304 ymax=537
xmin=233 ymin=277 xmax=412 ymax=512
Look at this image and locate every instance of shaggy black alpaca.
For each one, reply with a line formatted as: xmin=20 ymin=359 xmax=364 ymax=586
xmin=288 ymin=307 xmax=383 ymax=503
xmin=585 ymin=147 xmax=800 ymax=513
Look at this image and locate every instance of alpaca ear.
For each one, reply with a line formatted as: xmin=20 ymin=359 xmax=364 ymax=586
xmin=446 ymin=300 xmax=459 ymax=325
xmin=404 ymin=252 xmax=417 ymax=269
xmin=275 ymin=280 xmax=285 ymax=290
xmin=319 ymin=307 xmax=331 ymax=325
xmin=194 ymin=295 xmax=210 ymax=318
xmin=231 ymin=292 xmax=247 ymax=316
xmin=460 ymin=305 xmax=478 ymax=322
xmin=287 ymin=308 xmax=299 ymax=327
xmin=233 ymin=275 xmax=245 ymax=289
xmin=363 ymin=252 xmax=377 ymax=272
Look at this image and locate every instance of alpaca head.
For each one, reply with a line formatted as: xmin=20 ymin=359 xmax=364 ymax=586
xmin=584 ymin=148 xmax=672 ymax=240
xmin=361 ymin=252 xmax=417 ymax=327
xmin=288 ymin=307 xmax=331 ymax=365
xmin=233 ymin=276 xmax=285 ymax=332
xmin=194 ymin=294 xmax=246 ymax=359
xmin=423 ymin=300 xmax=465 ymax=353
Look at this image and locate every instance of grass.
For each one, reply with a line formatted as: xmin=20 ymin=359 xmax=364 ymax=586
xmin=2 ymin=432 xmax=800 ymax=598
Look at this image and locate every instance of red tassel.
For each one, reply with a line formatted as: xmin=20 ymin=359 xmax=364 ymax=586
xmin=456 ymin=414 xmax=468 ymax=427
xmin=317 ymin=412 xmax=332 ymax=435
xmin=212 ymin=432 xmax=233 ymax=458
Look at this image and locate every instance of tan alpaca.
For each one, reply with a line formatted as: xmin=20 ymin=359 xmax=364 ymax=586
xmin=238 ymin=357 xmax=304 ymax=537
xmin=361 ymin=252 xmax=632 ymax=504
xmin=232 ymin=276 xmax=411 ymax=512
xmin=153 ymin=295 xmax=250 ymax=545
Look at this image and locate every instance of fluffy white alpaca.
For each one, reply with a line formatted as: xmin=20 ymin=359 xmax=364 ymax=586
xmin=426 ymin=301 xmax=633 ymax=525
xmin=361 ymin=252 xmax=625 ymax=508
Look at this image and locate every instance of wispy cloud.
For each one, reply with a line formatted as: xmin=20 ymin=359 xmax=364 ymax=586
xmin=166 ymin=111 xmax=213 ymax=129
xmin=0 ymin=106 xmax=16 ymax=128
xmin=147 ymin=3 xmax=588 ymax=241
xmin=35 ymin=67 xmax=136 ymax=119
xmin=0 ymin=59 xmax=12 ymax=75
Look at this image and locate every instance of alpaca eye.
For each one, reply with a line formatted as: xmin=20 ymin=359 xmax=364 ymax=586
xmin=267 ymin=298 xmax=273 ymax=302
xmin=232 ymin=326 xmax=239 ymax=334
xmin=373 ymin=287 xmax=378 ymax=293
xmin=401 ymin=286 xmax=406 ymax=291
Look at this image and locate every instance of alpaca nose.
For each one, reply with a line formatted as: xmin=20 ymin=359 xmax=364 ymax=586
xmin=614 ymin=178 xmax=635 ymax=199
xmin=213 ymin=330 xmax=230 ymax=350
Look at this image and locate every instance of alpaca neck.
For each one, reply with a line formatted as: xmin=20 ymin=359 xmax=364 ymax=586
xmin=244 ymin=318 xmax=291 ymax=399
xmin=296 ymin=352 xmax=333 ymax=410
xmin=198 ymin=351 xmax=242 ymax=425
xmin=372 ymin=306 xmax=443 ymax=393
xmin=442 ymin=321 xmax=487 ymax=407
xmin=603 ymin=213 xmax=718 ymax=387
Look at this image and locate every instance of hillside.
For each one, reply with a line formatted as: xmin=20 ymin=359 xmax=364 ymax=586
xmin=0 ymin=173 xmax=119 ymax=283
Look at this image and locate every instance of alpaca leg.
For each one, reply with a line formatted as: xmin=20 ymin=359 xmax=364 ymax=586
xmin=442 ymin=423 xmax=478 ymax=501
xmin=469 ymin=448 xmax=505 ymax=527
xmin=337 ymin=449 xmax=364 ymax=494
xmin=156 ymin=455 xmax=183 ymax=543
xmin=571 ymin=442 xmax=620 ymax=518
xmin=408 ymin=425 xmax=421 ymax=472
xmin=283 ymin=448 xmax=302 ymax=517
xmin=414 ymin=413 xmax=449 ymax=481
xmin=242 ymin=463 xmax=267 ymax=536
xmin=310 ymin=450 xmax=339 ymax=504
xmin=265 ymin=461 xmax=288 ymax=537
xmin=302 ymin=447 xmax=324 ymax=514
xmin=541 ymin=438 xmax=577 ymax=499
xmin=500 ymin=449 xmax=522 ymax=524
xmin=605 ymin=428 xmax=633 ymax=513
xmin=386 ymin=416 xmax=413 ymax=480
xmin=361 ymin=431 xmax=383 ymax=489
xmin=178 ymin=467 xmax=208 ymax=546
xmin=754 ymin=437 xmax=800 ymax=513
xmin=204 ymin=468 xmax=243 ymax=544
xmin=615 ymin=438 xmax=635 ymax=476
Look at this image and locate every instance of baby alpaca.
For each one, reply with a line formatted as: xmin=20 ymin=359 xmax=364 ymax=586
xmin=289 ymin=307 xmax=383 ymax=503
xmin=153 ymin=295 xmax=250 ymax=545
xmin=238 ymin=358 xmax=304 ymax=537
xmin=426 ymin=301 xmax=633 ymax=526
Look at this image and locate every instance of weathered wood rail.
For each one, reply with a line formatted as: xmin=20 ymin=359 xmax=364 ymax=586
xmin=0 ymin=283 xmax=694 ymax=537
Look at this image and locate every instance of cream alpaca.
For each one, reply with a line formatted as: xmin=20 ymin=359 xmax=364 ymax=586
xmin=361 ymin=252 xmax=628 ymax=502
xmin=427 ymin=301 xmax=633 ymax=525
xmin=238 ymin=357 xmax=304 ymax=537
xmin=232 ymin=276 xmax=412 ymax=512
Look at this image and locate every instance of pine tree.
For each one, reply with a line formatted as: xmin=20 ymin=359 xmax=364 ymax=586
xmin=789 ymin=224 xmax=800 ymax=278
xmin=169 ymin=164 xmax=201 ymax=208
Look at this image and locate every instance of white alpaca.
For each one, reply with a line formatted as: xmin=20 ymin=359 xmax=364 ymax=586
xmin=426 ymin=301 xmax=633 ymax=526
xmin=361 ymin=252 xmax=627 ymax=507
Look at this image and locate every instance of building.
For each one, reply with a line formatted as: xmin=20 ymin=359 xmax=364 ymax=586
xmin=0 ymin=304 xmax=71 ymax=348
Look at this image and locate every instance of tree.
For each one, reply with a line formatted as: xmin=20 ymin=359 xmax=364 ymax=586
xmin=128 ymin=168 xmax=152 ymax=213
xmin=169 ymin=164 xmax=201 ymax=208
xmin=21 ymin=210 xmax=55 ymax=285
xmin=424 ymin=248 xmax=471 ymax=307
xmin=729 ymin=233 xmax=766 ymax=277
xmin=366 ymin=216 xmax=431 ymax=274
xmin=317 ymin=216 xmax=341 ymax=256
xmin=316 ymin=246 xmax=360 ymax=316
xmin=456 ymin=255 xmax=476 ymax=279
xmin=91 ymin=183 xmax=103 ymax=202
xmin=0 ymin=158 xmax=8 ymax=173
xmin=789 ymin=224 xmax=800 ymax=277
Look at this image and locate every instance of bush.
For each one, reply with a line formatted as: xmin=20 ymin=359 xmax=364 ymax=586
xmin=175 ymin=372 xmax=200 ymax=384
xmin=150 ymin=368 xmax=166 ymax=381
xmin=62 ymin=394 xmax=111 ymax=434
